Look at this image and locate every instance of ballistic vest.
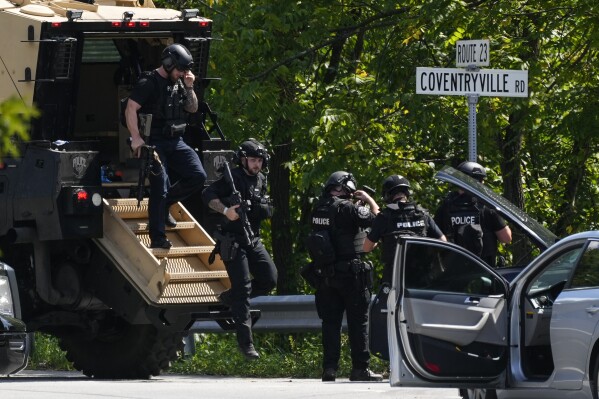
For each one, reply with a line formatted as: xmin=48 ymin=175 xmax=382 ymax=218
xmin=380 ymin=202 xmax=427 ymax=266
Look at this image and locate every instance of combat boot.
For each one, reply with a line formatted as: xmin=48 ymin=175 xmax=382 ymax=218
xmin=236 ymin=322 xmax=259 ymax=360
xmin=321 ymin=368 xmax=336 ymax=382
xmin=218 ymin=289 xmax=233 ymax=307
xmin=349 ymin=368 xmax=383 ymax=382
xmin=238 ymin=343 xmax=260 ymax=360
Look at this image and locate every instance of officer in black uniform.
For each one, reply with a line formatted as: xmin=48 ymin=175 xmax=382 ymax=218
xmin=202 ymin=139 xmax=277 ymax=360
xmin=434 ymin=161 xmax=512 ymax=266
xmin=363 ymin=175 xmax=446 ymax=284
xmin=310 ymin=171 xmax=383 ymax=382
xmin=126 ymin=43 xmax=207 ymax=249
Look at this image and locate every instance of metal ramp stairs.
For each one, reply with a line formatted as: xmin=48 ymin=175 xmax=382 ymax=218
xmin=94 ymin=198 xmax=230 ymax=305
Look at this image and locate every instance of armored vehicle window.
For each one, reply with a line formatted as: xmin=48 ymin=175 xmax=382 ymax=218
xmin=82 ymin=40 xmax=120 ymax=63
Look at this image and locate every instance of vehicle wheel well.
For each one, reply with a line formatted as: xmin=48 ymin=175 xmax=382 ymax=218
xmin=589 ymin=339 xmax=599 ymax=399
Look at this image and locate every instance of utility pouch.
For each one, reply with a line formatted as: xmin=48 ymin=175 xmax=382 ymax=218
xmin=305 ymin=229 xmax=336 ymax=267
xmin=300 ymin=261 xmax=322 ymax=289
xmin=138 ymin=113 xmax=153 ymax=138
xmin=170 ymin=123 xmax=187 ymax=136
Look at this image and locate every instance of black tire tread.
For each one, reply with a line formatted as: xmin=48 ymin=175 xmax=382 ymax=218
xmin=58 ymin=323 xmax=183 ymax=379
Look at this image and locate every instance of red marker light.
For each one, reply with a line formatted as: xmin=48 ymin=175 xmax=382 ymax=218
xmin=199 ymin=21 xmax=209 ymax=27
xmin=112 ymin=21 xmax=121 ymax=27
xmin=76 ymin=189 xmax=89 ymax=202
xmin=139 ymin=21 xmax=149 ymax=27
xmin=51 ymin=22 xmax=61 ymax=28
xmin=126 ymin=21 xmax=136 ymax=28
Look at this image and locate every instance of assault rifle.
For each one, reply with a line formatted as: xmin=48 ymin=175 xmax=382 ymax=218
xmin=136 ymin=144 xmax=157 ymax=208
xmin=222 ymin=162 xmax=255 ymax=247
xmin=127 ymin=137 xmax=157 ymax=208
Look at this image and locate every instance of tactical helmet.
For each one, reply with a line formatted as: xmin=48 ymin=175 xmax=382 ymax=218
xmin=324 ymin=171 xmax=357 ymax=194
xmin=457 ymin=161 xmax=487 ymax=182
xmin=161 ymin=44 xmax=194 ymax=72
xmin=382 ymin=175 xmax=411 ymax=203
xmin=236 ymin=138 xmax=270 ymax=168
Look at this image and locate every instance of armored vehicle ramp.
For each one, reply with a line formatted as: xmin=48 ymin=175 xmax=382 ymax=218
xmin=95 ymin=198 xmax=230 ymax=305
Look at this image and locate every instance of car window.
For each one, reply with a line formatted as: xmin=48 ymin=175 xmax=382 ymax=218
xmin=570 ymin=240 xmax=599 ymax=289
xmin=527 ymin=245 xmax=584 ymax=295
xmin=404 ymin=242 xmax=503 ymax=295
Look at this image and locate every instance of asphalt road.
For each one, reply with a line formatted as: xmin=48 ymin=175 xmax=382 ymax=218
xmin=0 ymin=370 xmax=462 ymax=399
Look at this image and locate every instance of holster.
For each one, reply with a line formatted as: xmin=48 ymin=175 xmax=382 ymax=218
xmin=211 ymin=230 xmax=239 ymax=262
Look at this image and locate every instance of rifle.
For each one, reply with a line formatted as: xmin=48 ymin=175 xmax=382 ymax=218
xmin=127 ymin=137 xmax=158 ymax=208
xmin=222 ymin=162 xmax=255 ymax=247
xmin=136 ymin=144 xmax=157 ymax=208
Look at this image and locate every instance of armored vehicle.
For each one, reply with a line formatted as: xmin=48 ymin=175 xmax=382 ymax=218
xmin=0 ymin=0 xmax=235 ymax=378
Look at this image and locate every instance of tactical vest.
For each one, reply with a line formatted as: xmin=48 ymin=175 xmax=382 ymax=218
xmin=230 ymin=168 xmax=269 ymax=229
xmin=139 ymin=71 xmax=188 ymax=135
xmin=380 ymin=202 xmax=427 ymax=266
xmin=445 ymin=193 xmax=484 ymax=256
xmin=310 ymin=197 xmax=362 ymax=261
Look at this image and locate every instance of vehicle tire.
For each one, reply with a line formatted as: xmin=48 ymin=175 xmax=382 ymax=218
xmin=459 ymin=388 xmax=498 ymax=399
xmin=58 ymin=318 xmax=183 ymax=379
xmin=591 ymin=354 xmax=599 ymax=399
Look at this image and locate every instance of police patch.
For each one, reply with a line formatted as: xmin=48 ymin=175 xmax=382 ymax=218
xmin=357 ymin=206 xmax=371 ymax=219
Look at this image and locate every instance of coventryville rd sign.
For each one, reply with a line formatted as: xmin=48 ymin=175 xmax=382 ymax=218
xmin=416 ymin=67 xmax=528 ymax=97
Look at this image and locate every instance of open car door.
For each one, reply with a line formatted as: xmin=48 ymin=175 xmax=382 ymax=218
xmin=389 ymin=237 xmax=510 ymax=388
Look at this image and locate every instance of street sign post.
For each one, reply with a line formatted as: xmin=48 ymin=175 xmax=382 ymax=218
xmin=416 ymin=41 xmax=529 ymax=161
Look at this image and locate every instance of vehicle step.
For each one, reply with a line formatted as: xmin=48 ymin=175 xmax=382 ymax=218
xmin=125 ymin=220 xmax=195 ymax=232
xmin=151 ymin=246 xmax=215 ymax=257
xmin=162 ymin=256 xmax=225 ymax=275
xmin=169 ymin=270 xmax=229 ymax=282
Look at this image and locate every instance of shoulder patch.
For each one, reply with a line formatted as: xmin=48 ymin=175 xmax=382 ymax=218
xmin=357 ymin=206 xmax=371 ymax=219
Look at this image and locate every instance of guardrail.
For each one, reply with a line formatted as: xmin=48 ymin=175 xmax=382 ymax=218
xmin=184 ymin=295 xmax=348 ymax=355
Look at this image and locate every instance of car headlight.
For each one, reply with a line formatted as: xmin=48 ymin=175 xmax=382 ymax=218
xmin=0 ymin=275 xmax=15 ymax=317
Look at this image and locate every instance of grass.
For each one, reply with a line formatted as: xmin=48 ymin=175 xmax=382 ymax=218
xmin=170 ymin=332 xmax=389 ymax=379
xmin=28 ymin=332 xmax=389 ymax=379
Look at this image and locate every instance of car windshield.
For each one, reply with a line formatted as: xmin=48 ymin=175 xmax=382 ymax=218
xmin=435 ymin=166 xmax=557 ymax=251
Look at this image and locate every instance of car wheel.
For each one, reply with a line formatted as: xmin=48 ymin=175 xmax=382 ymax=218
xmin=459 ymin=388 xmax=498 ymax=399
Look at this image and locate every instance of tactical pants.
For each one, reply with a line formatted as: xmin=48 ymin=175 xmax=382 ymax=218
xmin=315 ymin=272 xmax=371 ymax=371
xmin=223 ymin=239 xmax=277 ymax=346
xmin=147 ymin=135 xmax=207 ymax=243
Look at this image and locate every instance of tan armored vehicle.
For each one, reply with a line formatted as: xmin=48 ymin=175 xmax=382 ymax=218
xmin=0 ymin=0 xmax=236 ymax=378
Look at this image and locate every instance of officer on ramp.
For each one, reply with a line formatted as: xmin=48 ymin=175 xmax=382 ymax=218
xmin=202 ymin=139 xmax=277 ymax=360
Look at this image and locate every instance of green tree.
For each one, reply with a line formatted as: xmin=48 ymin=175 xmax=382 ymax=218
xmin=192 ymin=0 xmax=599 ymax=292
xmin=0 ymin=96 xmax=36 ymax=160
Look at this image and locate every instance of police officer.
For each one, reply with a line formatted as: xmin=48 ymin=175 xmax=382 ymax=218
xmin=310 ymin=171 xmax=383 ymax=382
xmin=363 ymin=175 xmax=446 ymax=284
xmin=202 ymin=139 xmax=277 ymax=360
xmin=434 ymin=161 xmax=512 ymax=266
xmin=125 ymin=43 xmax=207 ymax=248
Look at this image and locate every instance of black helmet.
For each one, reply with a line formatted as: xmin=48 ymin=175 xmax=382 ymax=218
xmin=382 ymin=175 xmax=411 ymax=203
xmin=457 ymin=161 xmax=487 ymax=182
xmin=236 ymin=138 xmax=269 ymax=167
xmin=161 ymin=44 xmax=194 ymax=72
xmin=324 ymin=171 xmax=357 ymax=195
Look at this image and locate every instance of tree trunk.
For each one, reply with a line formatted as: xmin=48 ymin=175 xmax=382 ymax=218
xmin=501 ymin=111 xmax=533 ymax=265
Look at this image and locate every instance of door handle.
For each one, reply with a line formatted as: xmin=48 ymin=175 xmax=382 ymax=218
xmin=586 ymin=306 xmax=599 ymax=315
xmin=464 ymin=297 xmax=481 ymax=305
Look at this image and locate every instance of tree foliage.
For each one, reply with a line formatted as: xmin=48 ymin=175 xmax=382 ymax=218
xmin=183 ymin=0 xmax=599 ymax=293
xmin=0 ymin=96 xmax=36 ymax=161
